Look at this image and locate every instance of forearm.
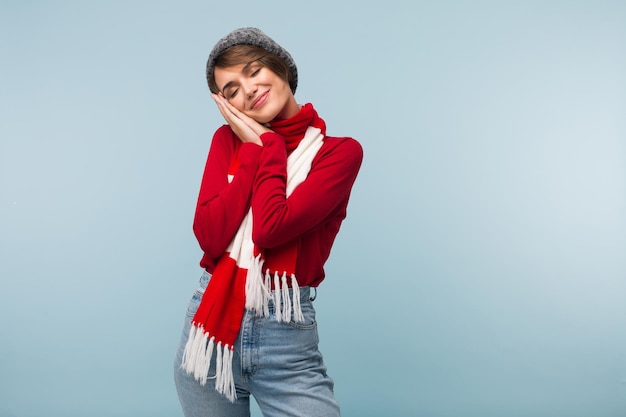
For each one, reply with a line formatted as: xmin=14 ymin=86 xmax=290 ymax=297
xmin=193 ymin=131 xmax=262 ymax=256
xmin=251 ymin=134 xmax=363 ymax=248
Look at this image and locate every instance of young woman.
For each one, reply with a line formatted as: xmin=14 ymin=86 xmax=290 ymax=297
xmin=173 ymin=27 xmax=363 ymax=417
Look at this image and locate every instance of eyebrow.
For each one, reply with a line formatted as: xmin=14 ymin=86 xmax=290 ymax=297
xmin=219 ymin=61 xmax=257 ymax=94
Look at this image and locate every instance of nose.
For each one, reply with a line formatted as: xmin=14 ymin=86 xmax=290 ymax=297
xmin=242 ymin=80 xmax=258 ymax=100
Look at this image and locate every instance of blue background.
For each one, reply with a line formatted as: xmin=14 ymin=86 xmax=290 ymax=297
xmin=1 ymin=1 xmax=625 ymax=416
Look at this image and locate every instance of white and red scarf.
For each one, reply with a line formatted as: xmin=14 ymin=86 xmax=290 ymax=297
xmin=181 ymin=104 xmax=325 ymax=402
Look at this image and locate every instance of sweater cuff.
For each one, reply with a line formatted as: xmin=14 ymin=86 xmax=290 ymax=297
xmin=259 ymin=131 xmax=283 ymax=146
xmin=239 ymin=141 xmax=263 ymax=159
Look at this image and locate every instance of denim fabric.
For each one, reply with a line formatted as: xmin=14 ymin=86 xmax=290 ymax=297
xmin=174 ymin=271 xmax=340 ymax=417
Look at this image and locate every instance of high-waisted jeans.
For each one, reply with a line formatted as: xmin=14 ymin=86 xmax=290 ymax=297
xmin=174 ymin=271 xmax=340 ymax=417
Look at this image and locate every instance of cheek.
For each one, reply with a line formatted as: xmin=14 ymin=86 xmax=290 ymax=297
xmin=227 ymin=97 xmax=246 ymax=112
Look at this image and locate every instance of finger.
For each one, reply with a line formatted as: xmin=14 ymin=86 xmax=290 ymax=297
xmin=212 ymin=94 xmax=239 ymax=125
xmin=215 ymin=96 xmax=253 ymax=131
xmin=212 ymin=95 xmax=263 ymax=144
xmin=216 ymin=94 xmax=244 ymax=120
xmin=216 ymin=97 xmax=272 ymax=137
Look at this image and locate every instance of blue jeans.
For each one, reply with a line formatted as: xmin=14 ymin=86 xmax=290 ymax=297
xmin=174 ymin=271 xmax=340 ymax=417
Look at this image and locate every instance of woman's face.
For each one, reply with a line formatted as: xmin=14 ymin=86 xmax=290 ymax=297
xmin=214 ymin=61 xmax=299 ymax=124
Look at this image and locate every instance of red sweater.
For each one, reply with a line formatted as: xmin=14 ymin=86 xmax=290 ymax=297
xmin=193 ymin=108 xmax=362 ymax=288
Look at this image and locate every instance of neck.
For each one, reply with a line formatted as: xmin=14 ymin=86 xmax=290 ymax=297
xmin=273 ymin=95 xmax=300 ymax=121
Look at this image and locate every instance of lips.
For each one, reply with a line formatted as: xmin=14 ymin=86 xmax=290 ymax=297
xmin=251 ymin=91 xmax=269 ymax=110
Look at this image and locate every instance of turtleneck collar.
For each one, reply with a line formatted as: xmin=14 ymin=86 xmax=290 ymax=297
xmin=269 ymin=103 xmax=326 ymax=153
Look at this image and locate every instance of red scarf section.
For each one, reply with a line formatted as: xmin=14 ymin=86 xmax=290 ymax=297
xmin=272 ymin=103 xmax=325 ymax=152
xmin=182 ymin=103 xmax=325 ymax=402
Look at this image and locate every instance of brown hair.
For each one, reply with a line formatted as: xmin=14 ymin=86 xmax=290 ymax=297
xmin=207 ymin=44 xmax=291 ymax=94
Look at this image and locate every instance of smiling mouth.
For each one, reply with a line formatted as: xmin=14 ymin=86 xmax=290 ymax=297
xmin=251 ymin=91 xmax=269 ymax=110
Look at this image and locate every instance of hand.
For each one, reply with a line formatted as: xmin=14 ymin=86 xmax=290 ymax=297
xmin=212 ymin=93 xmax=270 ymax=146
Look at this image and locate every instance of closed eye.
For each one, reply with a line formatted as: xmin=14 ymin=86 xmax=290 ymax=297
xmin=220 ymin=62 xmax=262 ymax=99
xmin=226 ymin=88 xmax=239 ymax=99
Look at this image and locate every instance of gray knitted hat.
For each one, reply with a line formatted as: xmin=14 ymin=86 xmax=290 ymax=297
xmin=206 ymin=27 xmax=298 ymax=93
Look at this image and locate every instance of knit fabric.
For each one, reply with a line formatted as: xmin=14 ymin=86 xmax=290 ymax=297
xmin=206 ymin=27 xmax=298 ymax=93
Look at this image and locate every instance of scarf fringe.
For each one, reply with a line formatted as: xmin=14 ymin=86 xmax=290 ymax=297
xmin=246 ymin=267 xmax=305 ymax=324
xmin=245 ymin=254 xmax=270 ymax=314
xmin=281 ymin=273 xmax=292 ymax=322
xmin=180 ymin=324 xmax=236 ymax=402
xmin=291 ymin=274 xmax=305 ymax=322
xmin=273 ymin=272 xmax=282 ymax=321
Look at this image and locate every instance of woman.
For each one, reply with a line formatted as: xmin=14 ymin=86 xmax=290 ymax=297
xmin=173 ymin=27 xmax=362 ymax=417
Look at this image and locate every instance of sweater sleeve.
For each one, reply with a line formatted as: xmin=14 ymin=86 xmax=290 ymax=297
xmin=193 ymin=125 xmax=262 ymax=258
xmin=251 ymin=132 xmax=363 ymax=248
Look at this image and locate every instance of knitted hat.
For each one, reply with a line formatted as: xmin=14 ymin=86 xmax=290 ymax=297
xmin=206 ymin=27 xmax=298 ymax=94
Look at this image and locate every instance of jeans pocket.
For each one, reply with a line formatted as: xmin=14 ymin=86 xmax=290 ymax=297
xmin=286 ymin=300 xmax=317 ymax=330
xmin=185 ymin=273 xmax=210 ymax=318
xmin=185 ymin=288 xmax=204 ymax=318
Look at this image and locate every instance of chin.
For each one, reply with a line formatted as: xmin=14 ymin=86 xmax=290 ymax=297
xmin=247 ymin=106 xmax=281 ymax=124
xmin=249 ymin=114 xmax=274 ymax=124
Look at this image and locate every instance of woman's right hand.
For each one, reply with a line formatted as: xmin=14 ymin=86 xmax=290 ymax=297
xmin=212 ymin=93 xmax=270 ymax=146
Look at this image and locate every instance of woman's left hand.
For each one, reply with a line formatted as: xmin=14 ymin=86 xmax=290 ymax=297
xmin=212 ymin=93 xmax=270 ymax=146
